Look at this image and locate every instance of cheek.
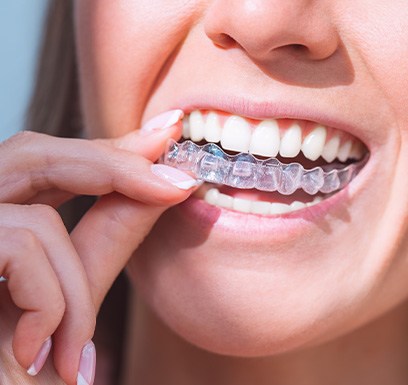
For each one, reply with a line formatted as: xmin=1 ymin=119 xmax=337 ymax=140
xmin=338 ymin=1 xmax=408 ymax=123
xmin=74 ymin=0 xmax=200 ymax=137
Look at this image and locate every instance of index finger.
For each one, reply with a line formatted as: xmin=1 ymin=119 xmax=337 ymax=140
xmin=0 ymin=121 xmax=182 ymax=205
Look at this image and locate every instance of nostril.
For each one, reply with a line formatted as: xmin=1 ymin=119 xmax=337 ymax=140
xmin=213 ymin=33 xmax=237 ymax=49
xmin=278 ymin=43 xmax=308 ymax=56
xmin=291 ymin=44 xmax=306 ymax=51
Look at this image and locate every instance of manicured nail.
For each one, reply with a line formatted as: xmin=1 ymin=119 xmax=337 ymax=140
xmin=77 ymin=341 xmax=96 ymax=385
xmin=27 ymin=337 xmax=52 ymax=376
xmin=151 ymin=164 xmax=199 ymax=190
xmin=141 ymin=109 xmax=184 ymax=133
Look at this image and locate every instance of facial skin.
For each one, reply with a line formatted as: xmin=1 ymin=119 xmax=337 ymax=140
xmin=74 ymin=0 xmax=408 ymax=359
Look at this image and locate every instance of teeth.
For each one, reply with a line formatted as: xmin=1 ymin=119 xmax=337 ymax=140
xmin=321 ymin=135 xmax=340 ymax=163
xmin=220 ymin=115 xmax=251 ymax=153
xmin=232 ymin=197 xmax=252 ymax=213
xmin=216 ymin=193 xmax=233 ymax=209
xmin=182 ymin=116 xmax=190 ymax=138
xmin=189 ymin=110 xmax=205 ymax=142
xmin=204 ymin=187 xmax=219 ymax=205
xmin=204 ymin=111 xmax=222 ymax=143
xmin=307 ymin=196 xmax=323 ymax=207
xmin=249 ymin=120 xmax=280 ymax=157
xmin=337 ymin=140 xmax=352 ymax=162
xmin=182 ymin=110 xmax=366 ymax=163
xmin=290 ymin=201 xmax=306 ymax=210
xmin=301 ymin=126 xmax=327 ymax=161
xmin=202 ymin=187 xmax=322 ymax=216
xmin=270 ymin=202 xmax=291 ymax=214
xmin=349 ymin=141 xmax=364 ymax=160
xmin=251 ymin=201 xmax=272 ymax=215
xmin=279 ymin=124 xmax=302 ymax=158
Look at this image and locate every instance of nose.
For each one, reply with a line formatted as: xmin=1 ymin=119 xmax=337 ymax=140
xmin=204 ymin=0 xmax=340 ymax=62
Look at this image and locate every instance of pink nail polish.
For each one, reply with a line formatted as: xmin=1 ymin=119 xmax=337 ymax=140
xmin=77 ymin=341 xmax=96 ymax=385
xmin=27 ymin=337 xmax=52 ymax=376
xmin=141 ymin=109 xmax=184 ymax=132
xmin=151 ymin=164 xmax=199 ymax=190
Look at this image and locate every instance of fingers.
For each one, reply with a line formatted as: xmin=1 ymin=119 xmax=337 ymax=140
xmin=0 ymin=114 xmax=183 ymax=205
xmin=71 ymin=188 xmax=194 ymax=309
xmin=0 ymin=226 xmax=64 ymax=372
xmin=0 ymin=203 xmax=96 ymax=385
xmin=0 ymin=109 xmax=196 ymax=383
xmin=70 ymin=112 xmax=200 ymax=310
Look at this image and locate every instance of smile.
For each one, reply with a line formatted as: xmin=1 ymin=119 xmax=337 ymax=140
xmin=160 ymin=109 xmax=369 ymax=216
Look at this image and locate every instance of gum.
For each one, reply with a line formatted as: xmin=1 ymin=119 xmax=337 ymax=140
xmin=160 ymin=140 xmax=368 ymax=195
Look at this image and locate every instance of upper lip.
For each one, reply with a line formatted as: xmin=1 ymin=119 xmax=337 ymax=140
xmin=169 ymin=93 xmax=370 ymax=150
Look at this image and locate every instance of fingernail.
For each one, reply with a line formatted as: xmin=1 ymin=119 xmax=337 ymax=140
xmin=77 ymin=341 xmax=96 ymax=385
xmin=141 ymin=109 xmax=184 ymax=133
xmin=27 ymin=336 xmax=52 ymax=376
xmin=151 ymin=164 xmax=199 ymax=190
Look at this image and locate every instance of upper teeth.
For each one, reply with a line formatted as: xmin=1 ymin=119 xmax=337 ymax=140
xmin=183 ymin=110 xmax=365 ymax=162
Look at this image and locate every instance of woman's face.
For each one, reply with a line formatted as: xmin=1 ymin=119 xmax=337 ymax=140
xmin=75 ymin=0 xmax=408 ymax=355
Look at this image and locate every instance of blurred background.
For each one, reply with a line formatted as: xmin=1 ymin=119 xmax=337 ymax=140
xmin=0 ymin=1 xmax=49 ymax=141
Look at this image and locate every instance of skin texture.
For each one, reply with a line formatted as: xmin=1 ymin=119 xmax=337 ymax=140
xmin=0 ymin=126 xmax=196 ymax=385
xmin=72 ymin=0 xmax=408 ymax=383
xmin=77 ymin=0 xmax=408 ymax=356
xmin=2 ymin=0 xmax=408 ymax=384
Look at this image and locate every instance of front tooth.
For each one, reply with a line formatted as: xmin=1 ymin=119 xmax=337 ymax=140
xmin=249 ymin=120 xmax=280 ymax=157
xmin=321 ymin=135 xmax=340 ymax=163
xmin=204 ymin=111 xmax=222 ymax=143
xmin=220 ymin=115 xmax=251 ymax=153
xmin=337 ymin=140 xmax=352 ymax=162
xmin=279 ymin=124 xmax=302 ymax=158
xmin=250 ymin=201 xmax=271 ymax=215
xmin=301 ymin=126 xmax=327 ymax=161
xmin=189 ymin=111 xmax=205 ymax=142
xmin=233 ymin=197 xmax=252 ymax=213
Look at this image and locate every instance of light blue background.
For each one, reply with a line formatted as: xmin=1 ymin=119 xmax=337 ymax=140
xmin=0 ymin=1 xmax=49 ymax=141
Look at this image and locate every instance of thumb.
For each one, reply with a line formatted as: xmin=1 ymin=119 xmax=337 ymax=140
xmin=70 ymin=189 xmax=194 ymax=310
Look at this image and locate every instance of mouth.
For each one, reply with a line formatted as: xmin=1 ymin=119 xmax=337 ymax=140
xmin=160 ymin=109 xmax=369 ymax=216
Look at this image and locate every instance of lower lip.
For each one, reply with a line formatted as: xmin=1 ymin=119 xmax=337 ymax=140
xmin=174 ymin=185 xmax=351 ymax=242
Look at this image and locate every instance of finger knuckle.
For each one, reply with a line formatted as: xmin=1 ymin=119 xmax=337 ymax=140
xmin=1 ymin=131 xmax=37 ymax=150
xmin=48 ymin=293 xmax=66 ymax=323
xmin=11 ymin=228 xmax=41 ymax=254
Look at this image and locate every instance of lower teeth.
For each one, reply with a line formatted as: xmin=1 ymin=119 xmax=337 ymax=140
xmin=194 ymin=185 xmax=323 ymax=216
xmin=160 ymin=139 xmax=366 ymax=216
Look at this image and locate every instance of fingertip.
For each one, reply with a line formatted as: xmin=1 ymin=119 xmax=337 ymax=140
xmin=26 ymin=337 xmax=52 ymax=376
xmin=150 ymin=164 xmax=200 ymax=191
xmin=77 ymin=340 xmax=96 ymax=385
xmin=140 ymin=109 xmax=184 ymax=133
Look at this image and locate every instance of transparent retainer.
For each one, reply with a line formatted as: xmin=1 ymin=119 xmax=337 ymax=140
xmin=160 ymin=140 xmax=368 ymax=195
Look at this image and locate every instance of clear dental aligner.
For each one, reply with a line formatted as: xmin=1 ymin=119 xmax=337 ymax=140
xmin=160 ymin=140 xmax=368 ymax=195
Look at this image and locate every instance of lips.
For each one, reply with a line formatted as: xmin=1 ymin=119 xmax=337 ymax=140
xmin=159 ymin=107 xmax=369 ymax=216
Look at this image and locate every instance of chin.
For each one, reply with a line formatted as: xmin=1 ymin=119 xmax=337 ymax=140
xmin=125 ymin=106 xmax=404 ymax=357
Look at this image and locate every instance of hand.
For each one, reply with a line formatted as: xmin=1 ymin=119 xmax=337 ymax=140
xmin=0 ymin=110 xmax=197 ymax=384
